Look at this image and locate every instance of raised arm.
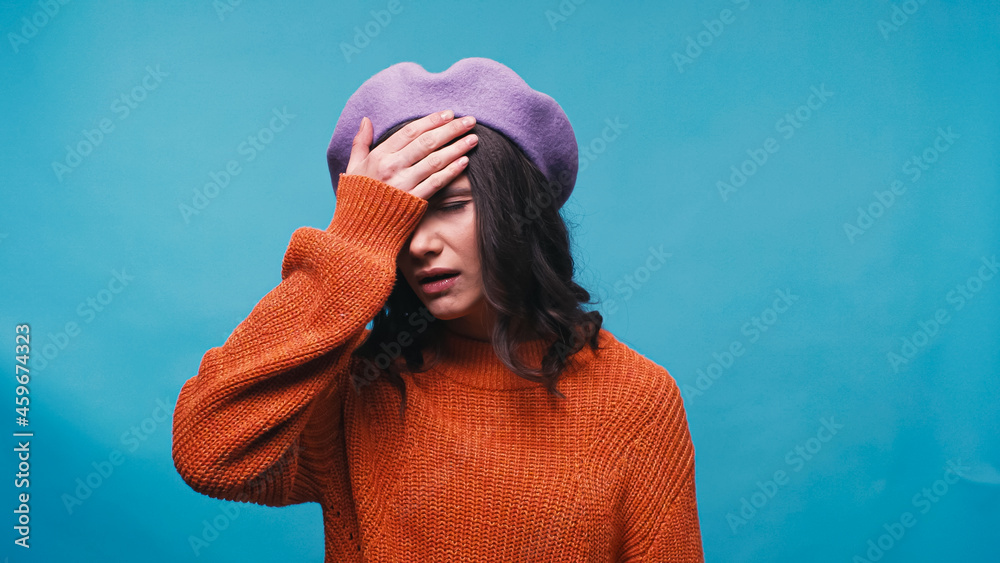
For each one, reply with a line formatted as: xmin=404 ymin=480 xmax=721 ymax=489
xmin=172 ymin=109 xmax=480 ymax=508
xmin=171 ymin=173 xmax=427 ymax=506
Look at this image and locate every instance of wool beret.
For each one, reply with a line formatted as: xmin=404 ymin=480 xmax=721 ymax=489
xmin=326 ymin=57 xmax=578 ymax=208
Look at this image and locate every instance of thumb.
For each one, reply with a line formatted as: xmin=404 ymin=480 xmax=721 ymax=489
xmin=346 ymin=117 xmax=372 ymax=174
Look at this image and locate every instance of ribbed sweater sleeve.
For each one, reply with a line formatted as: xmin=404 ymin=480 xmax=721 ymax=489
xmin=619 ymin=373 xmax=704 ymax=562
xmin=171 ymin=174 xmax=427 ymax=507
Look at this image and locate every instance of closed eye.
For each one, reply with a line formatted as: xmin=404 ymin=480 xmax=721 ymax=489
xmin=438 ymin=201 xmax=470 ymax=212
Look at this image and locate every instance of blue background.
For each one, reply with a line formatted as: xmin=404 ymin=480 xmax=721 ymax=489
xmin=2 ymin=0 xmax=998 ymax=561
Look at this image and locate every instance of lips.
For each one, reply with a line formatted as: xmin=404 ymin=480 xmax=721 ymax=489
xmin=416 ymin=268 xmax=460 ymax=283
xmin=421 ymin=272 xmax=458 ymax=283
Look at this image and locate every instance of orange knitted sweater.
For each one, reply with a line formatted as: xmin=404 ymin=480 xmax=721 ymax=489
xmin=171 ymin=174 xmax=703 ymax=562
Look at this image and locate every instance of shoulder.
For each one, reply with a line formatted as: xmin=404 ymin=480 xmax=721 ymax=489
xmin=573 ymin=328 xmax=689 ymax=443
xmin=585 ymin=328 xmax=683 ymax=403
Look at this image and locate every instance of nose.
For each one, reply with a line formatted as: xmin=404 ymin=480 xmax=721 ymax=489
xmin=404 ymin=219 xmax=443 ymax=261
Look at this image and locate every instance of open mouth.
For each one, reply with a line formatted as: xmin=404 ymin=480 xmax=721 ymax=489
xmin=418 ymin=271 xmax=460 ymax=293
xmin=420 ymin=272 xmax=459 ymax=283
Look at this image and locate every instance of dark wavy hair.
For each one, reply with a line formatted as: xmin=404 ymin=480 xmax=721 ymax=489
xmin=351 ymin=117 xmax=604 ymax=419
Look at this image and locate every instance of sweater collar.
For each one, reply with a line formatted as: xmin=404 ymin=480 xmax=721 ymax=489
xmin=430 ymin=328 xmax=559 ymax=391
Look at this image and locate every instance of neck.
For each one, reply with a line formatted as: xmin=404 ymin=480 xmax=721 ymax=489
xmin=441 ymin=301 xmax=495 ymax=342
xmin=426 ymin=328 xmax=599 ymax=391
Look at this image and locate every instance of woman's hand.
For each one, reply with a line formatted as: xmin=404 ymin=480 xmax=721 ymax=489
xmin=345 ymin=110 xmax=479 ymax=201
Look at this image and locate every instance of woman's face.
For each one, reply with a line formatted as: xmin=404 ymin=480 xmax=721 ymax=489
xmin=397 ymin=173 xmax=494 ymax=341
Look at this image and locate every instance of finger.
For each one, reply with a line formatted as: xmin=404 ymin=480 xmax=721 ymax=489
xmin=396 ymin=116 xmax=476 ymax=174
xmin=409 ymin=155 xmax=470 ymax=201
xmin=345 ymin=117 xmax=372 ymax=175
xmin=394 ymin=130 xmax=478 ymax=195
xmin=378 ymin=110 xmax=454 ymax=155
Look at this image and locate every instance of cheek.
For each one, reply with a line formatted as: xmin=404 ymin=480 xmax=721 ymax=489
xmin=460 ymin=223 xmax=481 ymax=270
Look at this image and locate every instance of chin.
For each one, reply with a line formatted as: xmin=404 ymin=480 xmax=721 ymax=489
xmin=422 ymin=303 xmax=468 ymax=321
xmin=419 ymin=294 xmax=479 ymax=320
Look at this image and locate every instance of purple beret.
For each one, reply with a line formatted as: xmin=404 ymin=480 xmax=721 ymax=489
xmin=326 ymin=57 xmax=578 ymax=209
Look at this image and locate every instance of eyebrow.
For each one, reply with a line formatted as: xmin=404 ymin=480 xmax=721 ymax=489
xmin=431 ymin=186 xmax=472 ymax=200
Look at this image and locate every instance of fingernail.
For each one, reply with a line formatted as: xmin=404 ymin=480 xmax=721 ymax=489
xmin=440 ymin=110 xmax=453 ymax=121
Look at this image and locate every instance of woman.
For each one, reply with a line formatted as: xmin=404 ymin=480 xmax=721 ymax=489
xmin=171 ymin=57 xmax=703 ymax=562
